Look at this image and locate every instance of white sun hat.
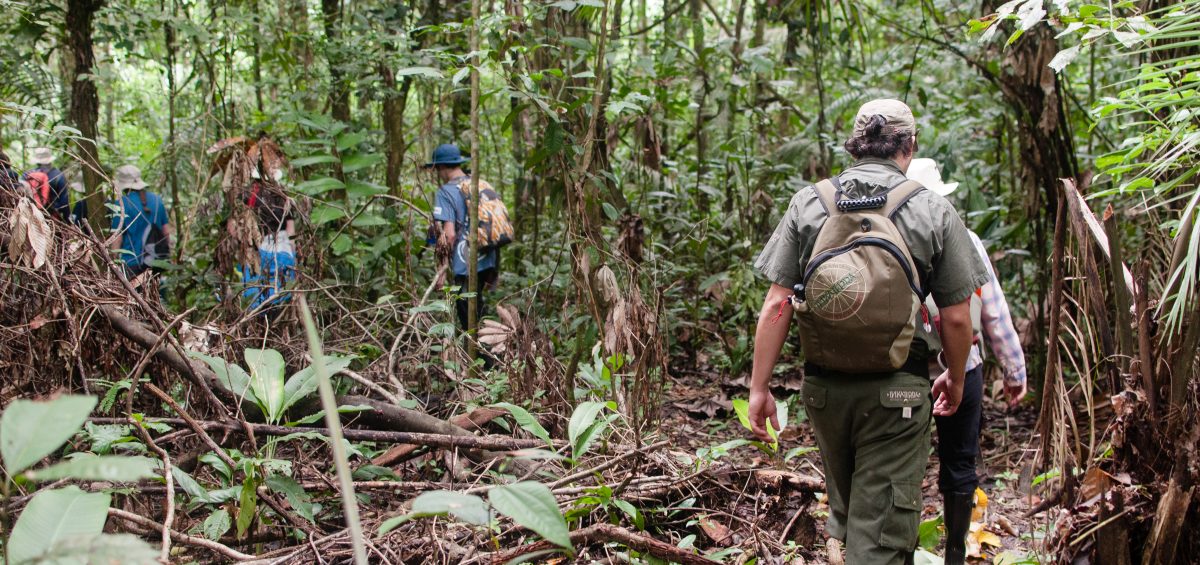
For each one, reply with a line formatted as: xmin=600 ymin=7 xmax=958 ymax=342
xmin=31 ymin=147 xmax=54 ymax=165
xmin=114 ymin=165 xmax=148 ymax=191
xmin=907 ymin=158 xmax=959 ymax=196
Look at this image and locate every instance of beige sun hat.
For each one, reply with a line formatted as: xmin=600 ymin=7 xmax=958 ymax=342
xmin=31 ymin=147 xmax=54 ymax=165
xmin=114 ymin=165 xmax=149 ymax=191
xmin=852 ymin=99 xmax=916 ymax=138
xmin=907 ymin=158 xmax=959 ymax=196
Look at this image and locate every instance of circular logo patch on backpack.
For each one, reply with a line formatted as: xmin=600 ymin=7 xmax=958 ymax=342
xmin=807 ymin=261 xmax=867 ymax=321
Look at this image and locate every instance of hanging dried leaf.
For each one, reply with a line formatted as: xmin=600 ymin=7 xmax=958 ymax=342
xmin=595 ymin=265 xmax=620 ymax=305
xmin=8 ymin=199 xmax=53 ymax=269
xmin=206 ymin=136 xmax=250 ymax=155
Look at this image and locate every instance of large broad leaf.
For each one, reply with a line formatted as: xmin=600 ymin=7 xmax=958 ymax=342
xmin=266 ymin=474 xmax=316 ymax=523
xmin=32 ymin=533 xmax=160 ymax=565
xmin=340 ymin=152 xmax=385 ymax=173
xmin=236 ymin=476 xmax=258 ymax=539
xmin=295 ymin=177 xmax=345 ymax=195
xmin=491 ymin=403 xmax=553 ymax=447
xmin=244 ymin=348 xmax=287 ymax=423
xmin=290 ymin=154 xmax=339 ymax=168
xmin=188 ymin=351 xmax=255 ymax=404
xmin=1 ymin=395 xmax=97 ymax=475
xmin=567 ymin=401 xmax=607 ymax=456
xmin=7 ymin=486 xmax=111 ymax=564
xmin=200 ymin=509 xmax=233 ymax=541
xmin=489 ymin=482 xmax=572 ymax=550
xmin=27 ymin=454 xmax=158 ymax=482
xmin=281 ymin=355 xmax=355 ymax=415
xmin=378 ymin=490 xmax=489 ymax=534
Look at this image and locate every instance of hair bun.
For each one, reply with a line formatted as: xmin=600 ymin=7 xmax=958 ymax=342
xmin=865 ymin=114 xmax=887 ymax=137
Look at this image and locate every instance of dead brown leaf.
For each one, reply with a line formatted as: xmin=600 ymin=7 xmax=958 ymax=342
xmin=698 ymin=514 xmax=733 ymax=546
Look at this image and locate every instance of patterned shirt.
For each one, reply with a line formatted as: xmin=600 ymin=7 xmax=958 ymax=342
xmin=965 ymin=231 xmax=1026 ymax=385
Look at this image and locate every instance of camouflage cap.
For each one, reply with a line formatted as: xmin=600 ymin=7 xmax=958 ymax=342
xmin=852 ymin=99 xmax=916 ymax=138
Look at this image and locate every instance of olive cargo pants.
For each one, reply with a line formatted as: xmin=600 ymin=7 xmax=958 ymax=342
xmin=802 ymin=370 xmax=931 ymax=565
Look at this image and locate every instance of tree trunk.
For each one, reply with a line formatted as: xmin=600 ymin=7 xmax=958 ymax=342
xmin=322 ymin=0 xmax=351 ymax=124
xmin=380 ymin=64 xmax=412 ymax=196
xmin=67 ymin=0 xmax=106 ymax=237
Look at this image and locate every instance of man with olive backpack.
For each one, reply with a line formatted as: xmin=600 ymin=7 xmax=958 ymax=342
xmin=425 ymin=143 xmax=514 ymax=330
xmin=748 ymin=99 xmax=990 ymax=564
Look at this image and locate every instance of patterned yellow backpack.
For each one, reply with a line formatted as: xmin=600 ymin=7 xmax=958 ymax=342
xmin=456 ymin=177 xmax=515 ymax=250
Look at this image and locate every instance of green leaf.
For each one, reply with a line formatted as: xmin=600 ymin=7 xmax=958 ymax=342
xmin=1 ymin=395 xmax=97 ymax=475
xmin=395 ymin=66 xmax=443 ymax=78
xmin=378 ymin=490 xmax=490 ymax=533
xmin=730 ymin=398 xmax=751 ymax=431
xmin=266 ymin=474 xmax=316 ymax=523
xmin=30 ymin=533 xmax=159 ymax=565
xmin=491 ymin=403 xmax=553 ymax=447
xmin=201 ymin=509 xmax=233 ymax=541
xmin=7 ymin=486 xmax=111 ymax=564
xmin=237 ymin=476 xmax=258 ymax=538
xmin=282 ymin=355 xmax=355 ymax=415
xmin=311 ymin=204 xmax=348 ymax=225
xmin=291 ymin=154 xmax=339 ymax=167
xmin=567 ymin=401 xmax=606 ymax=454
xmin=27 ymin=454 xmax=158 ymax=482
xmin=84 ymin=423 xmax=134 ymax=455
xmin=295 ymin=177 xmax=345 ymax=195
xmin=573 ymin=414 xmax=617 ymax=460
xmin=341 ymin=152 xmax=385 ymax=173
xmin=171 ymin=466 xmax=211 ymax=501
xmin=347 ymin=180 xmax=389 ymax=198
xmin=331 ymin=234 xmax=353 ymax=255
xmin=612 ymin=498 xmax=643 ymax=530
xmin=918 ymin=515 xmax=944 ymax=551
xmin=188 ymin=351 xmax=255 ymax=404
xmin=336 ymin=131 xmax=368 ymax=152
xmin=489 ymin=482 xmax=572 ymax=550
xmin=245 ymin=348 xmax=287 ymax=423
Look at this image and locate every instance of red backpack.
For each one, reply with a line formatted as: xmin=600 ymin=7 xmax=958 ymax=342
xmin=23 ymin=171 xmax=51 ymax=208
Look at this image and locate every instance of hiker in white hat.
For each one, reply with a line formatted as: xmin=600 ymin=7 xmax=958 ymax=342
xmin=907 ymin=157 xmax=1027 ymax=565
xmin=25 ymin=147 xmax=69 ymax=219
xmin=110 ymin=165 xmax=172 ymax=277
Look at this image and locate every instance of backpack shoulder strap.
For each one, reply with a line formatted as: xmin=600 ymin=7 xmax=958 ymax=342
xmin=811 ymin=178 xmax=840 ymax=216
xmin=884 ymin=179 xmax=924 ymax=219
xmin=138 ymin=190 xmax=150 ymax=214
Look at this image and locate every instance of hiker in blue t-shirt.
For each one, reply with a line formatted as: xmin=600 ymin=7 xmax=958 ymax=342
xmin=425 ymin=144 xmax=498 ymax=329
xmin=109 ymin=165 xmax=171 ymax=278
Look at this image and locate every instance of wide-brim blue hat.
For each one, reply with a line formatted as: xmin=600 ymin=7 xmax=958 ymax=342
xmin=423 ymin=144 xmax=470 ymax=168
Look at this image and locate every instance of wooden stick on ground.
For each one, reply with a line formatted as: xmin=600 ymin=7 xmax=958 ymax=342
xmin=486 ymin=523 xmax=717 ymax=565
xmin=109 ymin=508 xmax=256 ymax=562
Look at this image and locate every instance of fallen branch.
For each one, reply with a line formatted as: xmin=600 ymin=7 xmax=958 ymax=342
xmin=90 ymin=416 xmax=551 ymax=451
xmin=109 ymin=507 xmax=256 ymax=562
xmin=372 ymin=407 xmax=509 ymax=466
xmin=487 ymin=523 xmax=717 ymax=565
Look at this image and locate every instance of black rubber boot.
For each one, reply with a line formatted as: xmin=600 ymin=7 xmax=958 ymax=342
xmin=943 ymin=491 xmax=974 ymax=565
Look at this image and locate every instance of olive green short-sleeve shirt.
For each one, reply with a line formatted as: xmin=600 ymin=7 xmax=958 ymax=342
xmin=754 ymin=157 xmax=990 ymax=309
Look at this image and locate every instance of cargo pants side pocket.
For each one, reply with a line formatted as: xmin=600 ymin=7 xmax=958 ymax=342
xmin=879 ymin=480 xmax=922 ymax=550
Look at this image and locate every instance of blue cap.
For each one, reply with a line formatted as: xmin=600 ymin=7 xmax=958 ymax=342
xmin=423 ymin=144 xmax=470 ymax=168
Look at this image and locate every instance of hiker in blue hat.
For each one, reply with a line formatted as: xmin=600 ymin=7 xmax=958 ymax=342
xmin=426 ymin=143 xmax=499 ymax=329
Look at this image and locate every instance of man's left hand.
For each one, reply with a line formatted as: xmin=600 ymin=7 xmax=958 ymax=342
xmin=931 ymin=370 xmax=963 ymax=417
xmin=1003 ymin=380 xmax=1027 ymax=408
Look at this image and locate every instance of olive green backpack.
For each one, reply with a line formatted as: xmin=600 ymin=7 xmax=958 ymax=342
xmin=792 ymin=177 xmax=926 ymax=373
